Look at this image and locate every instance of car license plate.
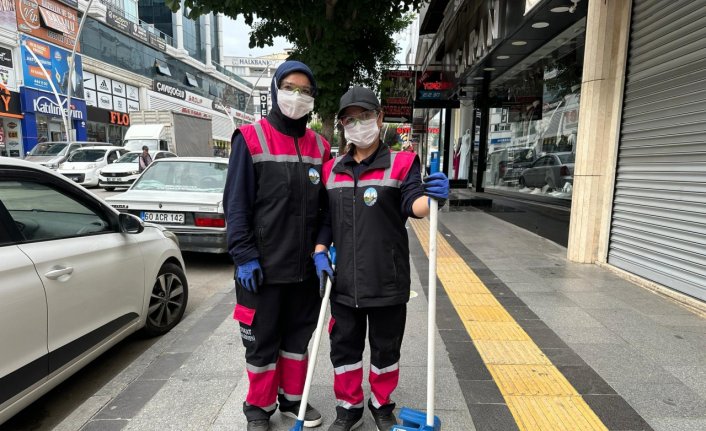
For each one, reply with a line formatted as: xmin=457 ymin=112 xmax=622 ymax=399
xmin=141 ymin=212 xmax=184 ymax=224
xmin=107 ymin=177 xmax=118 ymax=182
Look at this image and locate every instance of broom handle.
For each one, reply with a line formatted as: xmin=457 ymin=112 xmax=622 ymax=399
xmin=297 ymin=274 xmax=332 ymax=422
xmin=426 ymin=198 xmax=438 ymax=427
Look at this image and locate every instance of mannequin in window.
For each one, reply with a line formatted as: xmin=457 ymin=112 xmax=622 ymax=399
xmin=458 ymin=129 xmax=472 ymax=180
xmin=452 ymin=136 xmax=461 ymax=179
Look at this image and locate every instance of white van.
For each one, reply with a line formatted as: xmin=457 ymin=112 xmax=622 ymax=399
xmin=57 ymin=146 xmax=127 ymax=187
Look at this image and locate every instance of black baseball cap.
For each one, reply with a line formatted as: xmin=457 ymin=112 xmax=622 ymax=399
xmin=338 ymin=86 xmax=381 ymax=118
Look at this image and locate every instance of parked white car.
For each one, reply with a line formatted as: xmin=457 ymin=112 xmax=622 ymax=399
xmin=0 ymin=158 xmax=188 ymax=425
xmin=98 ymin=150 xmax=177 ymax=191
xmin=107 ymin=157 xmax=228 ymax=253
xmin=57 ymin=146 xmax=127 ymax=187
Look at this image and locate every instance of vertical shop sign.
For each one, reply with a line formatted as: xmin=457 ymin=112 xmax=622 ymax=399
xmin=259 ymin=93 xmax=268 ymax=117
xmin=0 ymin=46 xmax=16 ymax=89
xmin=380 ymin=70 xmax=415 ymax=123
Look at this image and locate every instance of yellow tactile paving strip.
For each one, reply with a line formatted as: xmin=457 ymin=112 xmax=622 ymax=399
xmin=410 ymin=218 xmax=608 ymax=431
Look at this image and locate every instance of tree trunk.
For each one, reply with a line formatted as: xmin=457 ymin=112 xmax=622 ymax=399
xmin=321 ymin=116 xmax=335 ymax=146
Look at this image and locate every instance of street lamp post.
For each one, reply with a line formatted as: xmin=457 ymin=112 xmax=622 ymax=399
xmin=65 ymin=0 xmax=96 ymax=140
xmin=244 ymin=65 xmax=272 ymax=121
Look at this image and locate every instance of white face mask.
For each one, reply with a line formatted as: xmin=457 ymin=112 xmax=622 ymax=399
xmin=277 ymin=89 xmax=314 ymax=120
xmin=344 ymin=118 xmax=380 ymax=149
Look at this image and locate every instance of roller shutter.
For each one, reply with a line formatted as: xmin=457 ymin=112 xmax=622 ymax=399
xmin=608 ymin=0 xmax=706 ymax=300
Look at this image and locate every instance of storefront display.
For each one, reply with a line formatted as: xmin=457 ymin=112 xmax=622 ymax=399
xmin=20 ymin=87 xmax=87 ymax=153
xmin=0 ymin=84 xmax=24 ymax=157
xmin=86 ymin=106 xmax=130 ymax=144
xmin=482 ymin=30 xmax=584 ymax=201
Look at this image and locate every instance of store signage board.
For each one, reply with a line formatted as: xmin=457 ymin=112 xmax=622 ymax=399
xmin=105 ymin=8 xmax=167 ymax=52
xmin=154 ymin=80 xmax=186 ymax=100
xmin=20 ymin=35 xmax=84 ymax=98
xmin=0 ymin=84 xmax=23 ymax=119
xmin=380 ymin=70 xmax=415 ymax=123
xmin=259 ymin=93 xmax=268 ymax=117
xmin=0 ymin=1 xmax=17 ymax=32
xmin=15 ymin=0 xmax=80 ymax=51
xmin=0 ymin=46 xmax=16 ymax=90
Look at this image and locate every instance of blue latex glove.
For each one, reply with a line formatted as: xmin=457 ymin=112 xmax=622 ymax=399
xmin=423 ymin=172 xmax=449 ymax=200
xmin=313 ymin=251 xmax=334 ymax=297
xmin=329 ymin=246 xmax=337 ymax=266
xmin=237 ymin=259 xmax=263 ymax=293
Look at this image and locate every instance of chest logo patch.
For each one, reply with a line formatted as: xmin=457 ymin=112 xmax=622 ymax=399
xmin=363 ymin=187 xmax=378 ymax=206
xmin=308 ymin=168 xmax=321 ymax=185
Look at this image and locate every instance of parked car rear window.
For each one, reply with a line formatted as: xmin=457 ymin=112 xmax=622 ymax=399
xmin=116 ymin=152 xmax=140 ymax=163
xmin=67 ymin=150 xmax=107 ymax=162
xmin=557 ymin=153 xmax=575 ymax=164
xmin=28 ymin=143 xmax=68 ymax=156
xmin=133 ymin=161 xmax=227 ymax=193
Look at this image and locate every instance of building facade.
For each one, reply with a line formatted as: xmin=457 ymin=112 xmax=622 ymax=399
xmin=222 ymin=54 xmax=288 ymax=119
xmin=414 ymin=0 xmax=706 ymax=303
xmin=1 ymin=0 xmax=253 ymax=156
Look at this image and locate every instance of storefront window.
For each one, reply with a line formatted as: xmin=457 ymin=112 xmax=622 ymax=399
xmin=87 ymin=122 xmax=107 ymax=142
xmin=484 ymin=31 xmax=584 ymax=201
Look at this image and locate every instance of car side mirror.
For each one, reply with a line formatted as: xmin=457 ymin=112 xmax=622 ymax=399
xmin=119 ymin=213 xmax=144 ymax=234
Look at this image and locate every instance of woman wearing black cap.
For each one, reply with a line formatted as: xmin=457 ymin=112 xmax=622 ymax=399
xmin=223 ymin=60 xmax=334 ymax=431
xmin=316 ymin=86 xmax=449 ymax=431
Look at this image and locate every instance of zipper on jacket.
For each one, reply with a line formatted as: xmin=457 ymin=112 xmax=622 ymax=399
xmin=294 ymin=136 xmax=305 ymax=282
xmin=352 ymin=174 xmax=359 ymax=308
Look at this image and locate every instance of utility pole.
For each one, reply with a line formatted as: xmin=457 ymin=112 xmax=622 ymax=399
xmin=65 ymin=0 xmax=96 ymax=140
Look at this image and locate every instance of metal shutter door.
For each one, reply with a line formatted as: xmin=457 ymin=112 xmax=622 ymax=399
xmin=608 ymin=0 xmax=706 ymax=300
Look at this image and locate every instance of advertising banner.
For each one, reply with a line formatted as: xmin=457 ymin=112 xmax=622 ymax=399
xmin=15 ymin=0 xmax=80 ymax=51
xmin=106 ymin=8 xmax=167 ymax=52
xmin=20 ymin=35 xmax=84 ymax=98
xmin=0 ymin=0 xmax=17 ymax=32
xmin=0 ymin=45 xmax=16 ymax=89
xmin=380 ymin=70 xmax=415 ymax=123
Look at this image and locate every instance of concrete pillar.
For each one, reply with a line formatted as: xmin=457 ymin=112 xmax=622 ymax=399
xmin=567 ymin=0 xmax=632 ymax=263
xmin=217 ymin=14 xmax=225 ymax=66
xmin=174 ymin=4 xmax=185 ymax=51
xmin=204 ymin=14 xmax=212 ymax=66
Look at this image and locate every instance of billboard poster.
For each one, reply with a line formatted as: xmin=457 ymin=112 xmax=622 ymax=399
xmin=20 ymin=35 xmax=84 ymax=98
xmin=15 ymin=0 xmax=80 ymax=51
xmin=0 ymin=0 xmax=17 ymax=32
xmin=379 ymin=70 xmax=415 ymax=123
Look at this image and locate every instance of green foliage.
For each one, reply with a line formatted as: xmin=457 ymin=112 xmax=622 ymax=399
xmin=168 ymin=0 xmax=421 ymax=139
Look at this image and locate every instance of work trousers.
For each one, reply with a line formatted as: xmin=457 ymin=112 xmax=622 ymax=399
xmin=233 ymin=277 xmax=321 ymax=421
xmin=329 ymin=301 xmax=407 ymax=418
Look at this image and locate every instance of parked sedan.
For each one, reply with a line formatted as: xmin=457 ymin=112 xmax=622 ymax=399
xmin=0 ymin=159 xmax=188 ymax=425
xmin=98 ymin=150 xmax=177 ymax=191
xmin=57 ymin=146 xmax=128 ymax=187
xmin=519 ymin=152 xmax=575 ymax=190
xmin=106 ymin=157 xmax=228 ymax=253
xmin=24 ymin=141 xmax=112 ymax=170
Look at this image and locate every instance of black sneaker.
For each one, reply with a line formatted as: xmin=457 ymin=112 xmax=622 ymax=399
xmin=370 ymin=409 xmax=398 ymax=431
xmin=247 ymin=419 xmax=270 ymax=431
xmin=328 ymin=414 xmax=363 ymax=431
xmin=279 ymin=402 xmax=323 ymax=427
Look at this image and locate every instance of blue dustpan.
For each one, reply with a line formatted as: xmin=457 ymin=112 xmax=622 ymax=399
xmin=391 ymin=407 xmax=441 ymax=430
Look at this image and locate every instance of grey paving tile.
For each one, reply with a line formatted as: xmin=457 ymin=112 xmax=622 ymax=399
xmin=556 ymin=365 xmax=616 ymax=395
xmin=467 ymin=403 xmax=520 ymax=431
xmin=552 ymin=326 xmax=626 ymax=344
xmin=527 ymin=267 xmax=583 ymax=279
xmin=569 ymin=343 xmax=681 ymax=385
xmin=94 ymin=379 xmax=166 ymax=420
xmin=503 ymin=281 xmax=556 ymax=293
xmin=583 ymin=394 xmax=653 ymax=431
xmin=544 ymin=278 xmax=622 ymax=292
xmin=503 ymin=305 xmax=540 ymax=321
xmin=138 ymin=352 xmax=191 ymax=380
xmin=80 ymin=420 xmax=128 ymax=431
xmin=646 ymin=313 xmax=706 ymax=327
xmin=457 ymin=379 xmax=505 ymax=404
xmin=489 ymin=269 xmax=543 ymax=283
xmin=542 ymin=347 xmax=588 ymax=367
xmin=563 ymin=291 xmax=633 ymax=309
xmin=521 ymin=324 xmax=569 ymax=349
xmin=618 ymin=382 xmax=706 ymax=421
xmin=627 ymin=297 xmax=696 ymax=317
xmin=649 ymin=417 xmax=706 ymax=431
xmin=663 ymin=366 xmax=706 ymax=400
xmin=528 ymin=306 xmax=605 ymax=328
xmin=516 ymin=292 xmax=578 ymax=309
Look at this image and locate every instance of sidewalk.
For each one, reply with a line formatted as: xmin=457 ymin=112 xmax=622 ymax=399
xmin=44 ymin=207 xmax=706 ymax=431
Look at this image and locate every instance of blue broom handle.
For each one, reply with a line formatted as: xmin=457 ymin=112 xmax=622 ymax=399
xmin=427 ymin=198 xmax=438 ymax=426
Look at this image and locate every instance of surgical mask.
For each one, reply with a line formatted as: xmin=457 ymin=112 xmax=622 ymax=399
xmin=277 ymin=89 xmax=314 ymax=120
xmin=344 ymin=118 xmax=380 ymax=149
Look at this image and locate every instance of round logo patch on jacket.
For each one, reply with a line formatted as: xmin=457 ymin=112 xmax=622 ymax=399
xmin=308 ymin=168 xmax=321 ymax=184
xmin=363 ymin=187 xmax=378 ymax=206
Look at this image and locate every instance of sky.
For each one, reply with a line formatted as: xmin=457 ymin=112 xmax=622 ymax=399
xmin=221 ymin=15 xmax=413 ymax=63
